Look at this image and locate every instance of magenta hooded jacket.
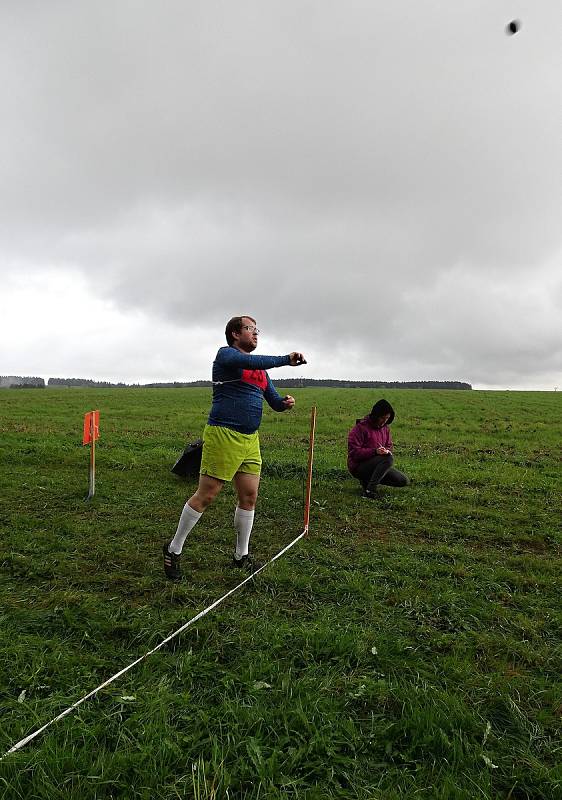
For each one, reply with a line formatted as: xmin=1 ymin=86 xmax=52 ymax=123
xmin=347 ymin=415 xmax=394 ymax=474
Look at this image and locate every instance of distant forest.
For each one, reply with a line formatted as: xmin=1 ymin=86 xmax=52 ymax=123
xmin=40 ymin=377 xmax=472 ymax=390
xmin=0 ymin=376 xmax=45 ymax=389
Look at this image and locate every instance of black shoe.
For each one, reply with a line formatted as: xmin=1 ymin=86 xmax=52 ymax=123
xmin=232 ymin=553 xmax=264 ymax=572
xmin=163 ymin=542 xmax=182 ymax=581
xmin=361 ymin=489 xmax=377 ymax=500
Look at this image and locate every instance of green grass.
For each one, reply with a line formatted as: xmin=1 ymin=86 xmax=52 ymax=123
xmin=0 ymin=387 xmax=560 ymax=799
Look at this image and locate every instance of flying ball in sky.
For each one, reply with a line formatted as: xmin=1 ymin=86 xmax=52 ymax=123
xmin=506 ymin=20 xmax=521 ymax=35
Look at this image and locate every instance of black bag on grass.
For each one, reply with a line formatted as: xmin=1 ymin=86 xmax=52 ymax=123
xmin=171 ymin=438 xmax=203 ymax=477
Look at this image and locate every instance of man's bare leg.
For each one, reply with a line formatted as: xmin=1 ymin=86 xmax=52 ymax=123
xmin=169 ymin=474 xmax=224 ymax=554
xmin=189 ymin=474 xmax=225 ymax=513
xmin=233 ymin=472 xmax=260 ymax=511
xmin=232 ymin=472 xmax=260 ymax=560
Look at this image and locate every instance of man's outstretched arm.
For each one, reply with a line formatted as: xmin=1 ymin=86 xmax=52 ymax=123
xmin=216 ymin=347 xmax=306 ymax=371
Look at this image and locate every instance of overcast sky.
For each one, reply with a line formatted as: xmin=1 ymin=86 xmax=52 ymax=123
xmin=1 ymin=1 xmax=560 ymax=389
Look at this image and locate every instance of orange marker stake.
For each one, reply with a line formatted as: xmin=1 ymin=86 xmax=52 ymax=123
xmin=88 ymin=415 xmax=96 ymax=499
xmin=83 ymin=411 xmax=100 ymax=500
xmin=303 ymin=405 xmax=317 ymax=535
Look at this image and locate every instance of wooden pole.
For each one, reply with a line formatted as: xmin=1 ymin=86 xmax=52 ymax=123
xmin=87 ymin=414 xmax=95 ymax=499
xmin=303 ymin=405 xmax=317 ymax=534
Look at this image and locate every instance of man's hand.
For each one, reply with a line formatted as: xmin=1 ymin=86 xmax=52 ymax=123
xmin=282 ymin=395 xmax=295 ymax=409
xmin=289 ymin=352 xmax=306 ymax=366
xmin=376 ymin=447 xmax=391 ymax=456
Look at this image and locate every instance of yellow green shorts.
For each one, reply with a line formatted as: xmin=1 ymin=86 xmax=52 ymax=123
xmin=200 ymin=424 xmax=262 ymax=481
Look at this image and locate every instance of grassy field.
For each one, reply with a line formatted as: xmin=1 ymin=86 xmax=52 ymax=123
xmin=0 ymin=387 xmax=560 ymax=799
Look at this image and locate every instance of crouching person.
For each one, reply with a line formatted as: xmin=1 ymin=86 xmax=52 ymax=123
xmin=347 ymin=399 xmax=409 ymax=499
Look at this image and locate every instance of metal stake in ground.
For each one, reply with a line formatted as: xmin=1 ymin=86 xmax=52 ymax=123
xmin=82 ymin=410 xmax=100 ymax=500
xmin=304 ymin=405 xmax=317 ymax=535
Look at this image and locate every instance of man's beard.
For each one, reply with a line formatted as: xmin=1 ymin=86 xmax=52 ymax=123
xmin=239 ymin=341 xmax=257 ymax=353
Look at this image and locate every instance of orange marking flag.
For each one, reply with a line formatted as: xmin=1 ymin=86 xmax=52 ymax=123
xmin=82 ymin=411 xmax=100 ymax=445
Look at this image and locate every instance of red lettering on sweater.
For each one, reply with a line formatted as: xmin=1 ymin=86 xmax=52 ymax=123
xmin=241 ymin=369 xmax=267 ymax=390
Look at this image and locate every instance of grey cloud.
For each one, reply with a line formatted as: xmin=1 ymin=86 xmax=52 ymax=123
xmin=1 ymin=1 xmax=560 ymax=388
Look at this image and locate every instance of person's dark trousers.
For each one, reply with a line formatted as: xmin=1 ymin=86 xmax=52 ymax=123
xmin=352 ymin=454 xmax=409 ymax=491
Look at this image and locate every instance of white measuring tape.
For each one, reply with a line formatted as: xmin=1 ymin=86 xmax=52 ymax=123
xmin=2 ymin=530 xmax=307 ymax=760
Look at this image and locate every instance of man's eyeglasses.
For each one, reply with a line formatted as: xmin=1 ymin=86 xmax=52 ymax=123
xmin=242 ymin=325 xmax=260 ymax=334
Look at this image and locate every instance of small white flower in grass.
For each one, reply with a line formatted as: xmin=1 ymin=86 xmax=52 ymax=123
xmin=120 ymin=696 xmax=136 ymax=702
xmin=252 ymin=681 xmax=272 ymax=690
xmin=371 ymin=646 xmax=378 ymax=655
xmin=17 ymin=690 xmax=26 ymax=703
xmin=482 ymin=755 xmax=498 ymax=769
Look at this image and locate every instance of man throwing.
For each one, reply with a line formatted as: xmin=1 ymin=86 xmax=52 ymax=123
xmin=163 ymin=315 xmax=306 ymax=581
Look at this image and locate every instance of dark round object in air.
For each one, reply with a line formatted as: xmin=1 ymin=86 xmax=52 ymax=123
xmin=506 ymin=20 xmax=521 ymax=35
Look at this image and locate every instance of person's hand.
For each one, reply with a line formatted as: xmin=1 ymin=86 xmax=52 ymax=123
xmin=282 ymin=395 xmax=295 ymax=409
xmin=376 ymin=447 xmax=390 ymax=455
xmin=289 ymin=352 xmax=306 ymax=366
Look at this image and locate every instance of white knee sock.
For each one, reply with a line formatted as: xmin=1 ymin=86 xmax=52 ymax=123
xmin=234 ymin=506 xmax=255 ymax=558
xmin=169 ymin=503 xmax=202 ymax=554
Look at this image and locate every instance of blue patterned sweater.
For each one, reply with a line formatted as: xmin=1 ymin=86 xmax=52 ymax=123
xmin=208 ymin=347 xmax=291 ymax=434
